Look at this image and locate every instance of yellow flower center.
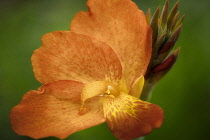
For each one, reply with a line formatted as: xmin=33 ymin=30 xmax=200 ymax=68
xmin=79 ymin=81 xmax=121 ymax=115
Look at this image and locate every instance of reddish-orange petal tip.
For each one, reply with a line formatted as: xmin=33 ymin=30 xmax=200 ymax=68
xmin=103 ymin=93 xmax=164 ymax=140
xmin=10 ymin=80 xmax=105 ymax=139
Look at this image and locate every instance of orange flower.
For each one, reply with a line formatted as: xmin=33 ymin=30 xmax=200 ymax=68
xmin=10 ymin=0 xmax=164 ymax=140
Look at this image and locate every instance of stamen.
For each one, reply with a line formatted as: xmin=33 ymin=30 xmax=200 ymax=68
xmin=103 ymin=82 xmax=120 ymax=97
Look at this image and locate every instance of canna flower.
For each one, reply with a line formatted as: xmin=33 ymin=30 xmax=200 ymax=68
xmin=10 ymin=0 xmax=164 ymax=140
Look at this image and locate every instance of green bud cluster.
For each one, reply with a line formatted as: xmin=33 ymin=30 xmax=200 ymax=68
xmin=145 ymin=0 xmax=184 ymax=83
xmin=141 ymin=0 xmax=184 ymax=101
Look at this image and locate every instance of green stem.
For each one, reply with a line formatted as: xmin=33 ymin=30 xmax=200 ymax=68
xmin=133 ymin=136 xmax=145 ymax=140
xmin=140 ymin=81 xmax=156 ymax=101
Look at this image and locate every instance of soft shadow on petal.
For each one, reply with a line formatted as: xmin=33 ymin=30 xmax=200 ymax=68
xmin=32 ymin=31 xmax=122 ymax=84
xmin=103 ymin=93 xmax=164 ymax=140
xmin=71 ymin=0 xmax=152 ymax=88
xmin=10 ymin=80 xmax=105 ymax=139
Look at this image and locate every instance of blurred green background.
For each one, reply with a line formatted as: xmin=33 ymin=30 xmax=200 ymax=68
xmin=0 ymin=0 xmax=209 ymax=140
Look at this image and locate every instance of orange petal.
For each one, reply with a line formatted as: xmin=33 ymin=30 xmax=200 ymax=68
xmin=71 ymin=0 xmax=152 ymax=88
xmin=32 ymin=31 xmax=122 ymax=84
xmin=10 ymin=80 xmax=105 ymax=139
xmin=103 ymin=93 xmax=164 ymax=140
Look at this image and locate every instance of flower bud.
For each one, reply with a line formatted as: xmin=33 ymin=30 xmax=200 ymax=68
xmin=145 ymin=0 xmax=184 ymax=83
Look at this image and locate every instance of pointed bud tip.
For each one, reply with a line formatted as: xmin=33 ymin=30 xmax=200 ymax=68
xmin=151 ymin=7 xmax=161 ymax=44
xmin=146 ymin=8 xmax=151 ymax=25
xmin=175 ymin=1 xmax=180 ymax=7
xmin=179 ymin=14 xmax=186 ymax=22
xmin=174 ymin=47 xmax=180 ymax=56
xmin=147 ymin=8 xmax=151 ymax=14
xmin=152 ymin=6 xmax=160 ymax=18
xmin=174 ymin=23 xmax=182 ymax=34
xmin=152 ymin=48 xmax=180 ymax=73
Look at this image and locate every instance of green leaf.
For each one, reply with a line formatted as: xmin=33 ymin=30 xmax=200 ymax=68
xmin=167 ymin=1 xmax=180 ymax=32
xmin=159 ymin=24 xmax=182 ymax=54
xmin=171 ymin=11 xmax=180 ymax=31
xmin=150 ymin=7 xmax=160 ymax=45
xmin=156 ymin=24 xmax=182 ymax=66
xmin=152 ymin=33 xmax=167 ymax=67
xmin=160 ymin=0 xmax=169 ymax=29
xmin=172 ymin=14 xmax=185 ymax=32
